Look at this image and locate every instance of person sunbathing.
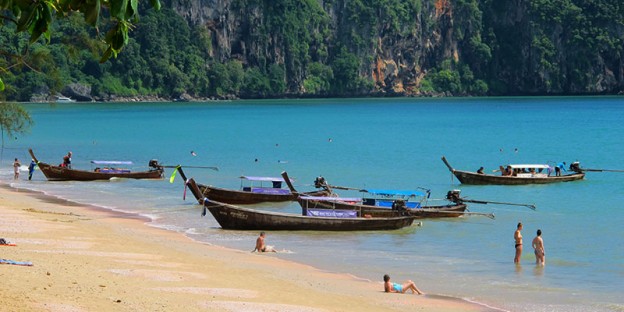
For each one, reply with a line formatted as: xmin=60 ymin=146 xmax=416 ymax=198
xmin=383 ymin=274 xmax=423 ymax=294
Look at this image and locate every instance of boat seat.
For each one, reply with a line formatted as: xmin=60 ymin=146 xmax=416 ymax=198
xmin=305 ymin=208 xmax=358 ymax=218
xmin=250 ymin=188 xmax=290 ymax=195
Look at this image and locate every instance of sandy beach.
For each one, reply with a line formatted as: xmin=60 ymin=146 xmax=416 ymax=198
xmin=0 ymin=182 xmax=493 ymax=312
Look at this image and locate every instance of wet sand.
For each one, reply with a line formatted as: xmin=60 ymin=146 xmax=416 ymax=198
xmin=0 ymin=182 xmax=496 ymax=312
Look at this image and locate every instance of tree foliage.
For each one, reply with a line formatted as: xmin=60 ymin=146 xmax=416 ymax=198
xmin=0 ymin=0 xmax=161 ymax=89
xmin=2 ymin=0 xmax=624 ymax=99
xmin=0 ymin=103 xmax=33 ymax=146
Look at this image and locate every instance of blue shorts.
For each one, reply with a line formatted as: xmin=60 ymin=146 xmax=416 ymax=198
xmin=393 ymin=283 xmax=403 ymax=292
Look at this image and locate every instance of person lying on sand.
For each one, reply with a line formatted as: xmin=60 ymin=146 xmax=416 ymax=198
xmin=383 ymin=274 xmax=423 ymax=295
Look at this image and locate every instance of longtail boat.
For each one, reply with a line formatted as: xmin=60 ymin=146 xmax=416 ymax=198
xmin=281 ymin=172 xmax=480 ymax=219
xmin=29 ymin=149 xmax=164 ymax=181
xmin=297 ymin=196 xmax=469 ymax=219
xmin=441 ymin=156 xmax=585 ymax=185
xmin=198 ymin=190 xmax=416 ymax=231
xmin=179 ymin=173 xmax=330 ymax=205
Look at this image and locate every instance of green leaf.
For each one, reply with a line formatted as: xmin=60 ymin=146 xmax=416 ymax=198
xmin=68 ymin=0 xmax=83 ymax=10
xmin=100 ymin=47 xmax=115 ymax=63
xmin=149 ymin=0 xmax=161 ymax=11
xmin=126 ymin=0 xmax=138 ymax=19
xmin=0 ymin=0 xmax=11 ymax=10
xmin=26 ymin=4 xmax=52 ymax=43
xmin=42 ymin=2 xmax=52 ymax=23
xmin=0 ymin=78 xmax=4 ymax=92
xmin=16 ymin=6 xmax=36 ymax=32
xmin=83 ymin=0 xmax=100 ymax=26
xmin=110 ymin=0 xmax=128 ymax=20
xmin=13 ymin=0 xmax=32 ymax=10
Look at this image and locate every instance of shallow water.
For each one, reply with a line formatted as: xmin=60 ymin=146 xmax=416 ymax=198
xmin=3 ymin=97 xmax=624 ymax=311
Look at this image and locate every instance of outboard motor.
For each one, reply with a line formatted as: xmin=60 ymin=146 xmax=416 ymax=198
xmin=391 ymin=199 xmax=407 ymax=211
xmin=569 ymin=161 xmax=581 ymax=173
xmin=148 ymin=159 xmax=162 ymax=170
xmin=446 ymin=190 xmax=462 ymax=203
xmin=314 ymin=176 xmax=327 ymax=188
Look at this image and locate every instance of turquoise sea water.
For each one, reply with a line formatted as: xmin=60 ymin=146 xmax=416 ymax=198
xmin=3 ymin=97 xmax=623 ymax=311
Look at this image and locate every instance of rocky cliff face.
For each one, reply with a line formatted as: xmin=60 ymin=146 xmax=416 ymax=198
xmin=164 ymin=0 xmax=623 ymax=95
xmin=164 ymin=0 xmax=459 ymax=95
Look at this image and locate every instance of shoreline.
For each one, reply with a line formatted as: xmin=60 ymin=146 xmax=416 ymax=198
xmin=0 ymin=181 xmax=498 ymax=312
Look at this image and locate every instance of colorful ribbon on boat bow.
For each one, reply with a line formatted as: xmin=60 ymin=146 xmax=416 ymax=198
xmin=201 ymin=198 xmax=209 ymax=217
xmin=169 ymin=165 xmax=180 ymax=183
xmin=183 ymin=179 xmax=190 ymax=200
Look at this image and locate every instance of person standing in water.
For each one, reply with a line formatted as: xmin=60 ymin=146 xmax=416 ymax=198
xmin=514 ymin=222 xmax=523 ymax=263
xmin=532 ymin=229 xmax=545 ymax=266
xmin=13 ymin=158 xmax=21 ymax=179
xmin=28 ymin=159 xmax=36 ymax=180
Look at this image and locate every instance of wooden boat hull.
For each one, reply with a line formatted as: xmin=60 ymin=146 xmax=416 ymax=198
xmin=35 ymin=162 xmax=163 ymax=181
xmin=29 ymin=149 xmax=163 ymax=181
xmin=196 ymin=184 xmax=331 ymax=205
xmin=450 ymin=169 xmax=585 ymax=185
xmin=297 ymin=198 xmax=467 ymax=219
xmin=204 ymin=198 xmax=416 ymax=231
xmin=441 ymin=156 xmax=585 ymax=185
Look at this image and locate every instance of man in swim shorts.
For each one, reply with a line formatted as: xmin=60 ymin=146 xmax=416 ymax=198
xmin=253 ymin=232 xmax=276 ymax=253
xmin=531 ymin=230 xmax=546 ymax=266
xmin=532 ymin=229 xmax=545 ymax=266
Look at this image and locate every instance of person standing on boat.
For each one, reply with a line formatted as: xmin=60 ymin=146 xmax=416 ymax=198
xmin=477 ymin=167 xmax=484 ymax=174
xmin=514 ymin=222 xmax=523 ymax=263
xmin=383 ymin=274 xmax=423 ymax=294
xmin=532 ymin=229 xmax=545 ymax=266
xmin=28 ymin=159 xmax=36 ymax=180
xmin=62 ymin=151 xmax=72 ymax=169
xmin=253 ymin=232 xmax=276 ymax=253
xmin=13 ymin=158 xmax=21 ymax=179
xmin=555 ymin=162 xmax=566 ymax=176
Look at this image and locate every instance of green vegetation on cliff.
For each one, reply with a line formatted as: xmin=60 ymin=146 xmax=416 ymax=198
xmin=1 ymin=0 xmax=622 ymax=101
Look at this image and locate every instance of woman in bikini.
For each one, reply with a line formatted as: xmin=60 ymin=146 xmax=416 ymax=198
xmin=383 ymin=274 xmax=423 ymax=295
xmin=514 ymin=222 xmax=523 ymax=263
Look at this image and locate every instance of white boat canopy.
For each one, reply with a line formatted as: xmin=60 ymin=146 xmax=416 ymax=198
xmin=508 ymin=164 xmax=550 ymax=169
xmin=240 ymin=176 xmax=292 ymax=182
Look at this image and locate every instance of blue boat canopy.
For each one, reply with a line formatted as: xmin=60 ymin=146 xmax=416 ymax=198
xmin=91 ymin=160 xmax=133 ymax=165
xmin=363 ymin=189 xmax=425 ymax=197
xmin=240 ymin=176 xmax=292 ymax=182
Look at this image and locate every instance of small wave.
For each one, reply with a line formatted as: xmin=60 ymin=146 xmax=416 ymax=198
xmin=426 ymin=294 xmax=509 ymax=312
xmin=147 ymin=222 xmax=189 ymax=233
xmin=185 ymin=227 xmax=201 ymax=235
xmin=140 ymin=213 xmax=161 ymax=222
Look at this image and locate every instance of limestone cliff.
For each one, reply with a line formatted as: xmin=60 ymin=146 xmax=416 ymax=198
xmin=162 ymin=0 xmax=623 ymax=95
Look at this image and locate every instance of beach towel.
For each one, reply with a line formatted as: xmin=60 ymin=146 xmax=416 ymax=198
xmin=0 ymin=259 xmax=33 ymax=266
xmin=0 ymin=238 xmax=16 ymax=246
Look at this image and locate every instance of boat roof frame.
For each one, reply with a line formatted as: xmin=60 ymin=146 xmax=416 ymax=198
xmin=300 ymin=196 xmax=362 ymax=202
xmin=508 ymin=164 xmax=550 ymax=169
xmin=239 ymin=176 xmax=293 ymax=182
xmin=363 ymin=189 xmax=425 ymax=197
xmin=91 ymin=160 xmax=133 ymax=165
